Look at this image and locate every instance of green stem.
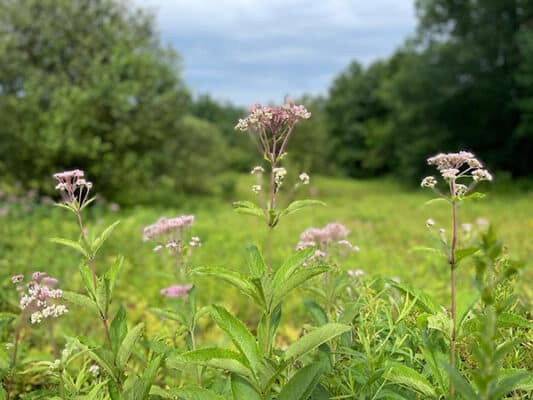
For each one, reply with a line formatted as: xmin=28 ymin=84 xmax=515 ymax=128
xmin=449 ymin=197 xmax=458 ymax=399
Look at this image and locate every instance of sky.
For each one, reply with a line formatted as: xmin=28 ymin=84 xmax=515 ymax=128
xmin=139 ymin=0 xmax=417 ymax=106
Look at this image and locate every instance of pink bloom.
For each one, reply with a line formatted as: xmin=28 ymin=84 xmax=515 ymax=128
xmin=11 ymin=274 xmax=24 ymax=284
xmin=160 ymin=284 xmax=193 ymax=299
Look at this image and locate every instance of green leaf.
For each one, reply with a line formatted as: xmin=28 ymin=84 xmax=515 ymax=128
xmin=62 ymin=291 xmax=99 ymax=315
xmin=386 ymin=365 xmax=437 ymax=398
xmin=231 ymin=374 xmax=261 ymax=400
xmin=409 ymin=246 xmax=445 ymax=257
xmin=498 ymin=369 xmax=533 ymax=392
xmin=50 ymin=237 xmax=89 ymax=258
xmin=121 ymin=375 xmax=145 ymax=400
xmin=80 ymin=263 xmax=96 ymax=298
xmin=91 ymin=220 xmax=120 ymax=255
xmin=245 ymin=244 xmax=267 ymax=278
xmin=272 ymin=248 xmax=314 ymax=291
xmin=461 ymin=192 xmax=486 ymax=201
xmin=105 ymin=255 xmax=124 ymax=297
xmin=284 ymin=323 xmax=350 ymax=361
xmin=427 ymin=313 xmax=452 ymax=338
xmin=95 ymin=278 xmax=110 ymax=316
xmin=278 ymin=362 xmax=324 ymax=400
xmin=149 ymin=308 xmax=186 ymax=324
xmin=142 ymin=355 xmax=162 ymax=398
xmin=0 ymin=312 xmax=18 ymax=324
xmin=280 ymin=199 xmax=326 ymax=217
xmin=233 ymin=201 xmax=264 ymax=218
xmin=116 ymin=322 xmax=144 ymax=370
xmin=173 ymin=348 xmax=252 ymax=377
xmin=424 ymin=197 xmax=449 ymax=206
xmin=304 ymin=299 xmax=328 ymax=326
xmin=389 ymin=281 xmax=441 ymax=314
xmin=497 ymin=312 xmax=532 ymax=329
xmin=490 ymin=372 xmax=530 ymax=399
xmin=272 ymin=265 xmax=329 ymax=309
xmin=210 ymin=305 xmax=261 ymax=373
xmin=194 ymin=267 xmax=264 ymax=309
xmin=454 ymin=247 xmax=479 ymax=263
xmin=167 ymin=387 xmax=225 ymax=400
xmin=442 ymin=363 xmax=478 ymax=400
xmin=85 ymin=347 xmax=117 ymax=380
xmin=110 ymin=306 xmax=127 ymax=356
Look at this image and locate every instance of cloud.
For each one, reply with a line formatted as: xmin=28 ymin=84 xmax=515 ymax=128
xmin=138 ymin=0 xmax=416 ymax=105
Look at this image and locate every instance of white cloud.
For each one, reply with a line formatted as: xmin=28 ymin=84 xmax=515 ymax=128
xmin=137 ymin=0 xmax=417 ymax=105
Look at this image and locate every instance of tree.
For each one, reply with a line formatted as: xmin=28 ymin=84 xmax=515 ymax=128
xmin=0 ymin=0 xmax=197 ymax=201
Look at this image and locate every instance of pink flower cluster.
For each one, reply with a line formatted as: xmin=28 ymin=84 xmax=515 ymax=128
xmin=424 ymin=151 xmax=492 ymax=183
xmin=143 ymin=216 xmax=195 ymax=242
xmin=160 ymin=284 xmax=193 ymax=298
xmin=53 ymin=169 xmax=93 ymax=208
xmin=12 ymin=272 xmax=68 ymax=324
xmin=296 ymin=223 xmax=359 ymax=261
xmin=235 ymin=99 xmax=311 ymax=135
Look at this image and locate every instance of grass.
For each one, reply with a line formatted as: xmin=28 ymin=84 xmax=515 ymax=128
xmin=1 ymin=176 xmax=532 ymax=341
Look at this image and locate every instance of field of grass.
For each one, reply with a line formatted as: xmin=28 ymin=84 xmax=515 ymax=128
xmin=2 ymin=176 xmax=532 ymax=331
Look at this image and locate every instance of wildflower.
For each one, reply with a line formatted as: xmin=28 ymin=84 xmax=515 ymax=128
xmin=299 ymin=173 xmax=310 ymax=185
xmin=5 ymin=342 xmax=14 ymax=349
xmin=472 ymin=169 xmax=493 ymax=182
xmin=251 ymin=184 xmax=262 ymax=194
xmin=189 ymin=236 xmax=202 ymax=248
xmin=160 ymin=284 xmax=193 ymax=298
xmin=347 ymin=269 xmax=365 ymax=278
xmin=11 ymin=274 xmax=24 ymax=284
xmin=426 ymin=218 xmax=435 ymax=228
xmin=296 ymin=222 xmax=358 ymax=260
xmin=461 ymin=223 xmax=472 ymax=233
xmin=15 ymin=273 xmax=68 ymax=324
xmin=88 ymin=364 xmax=100 ymax=378
xmin=250 ymin=166 xmax=265 ymax=175
xmin=143 ymin=216 xmax=195 ymax=242
xmin=53 ymin=169 xmax=93 ymax=208
xmin=314 ymin=250 xmax=327 ymax=259
xmin=153 ymin=245 xmax=163 ymax=252
xmin=455 ymin=184 xmax=468 ymax=196
xmin=421 ymin=176 xmax=437 ymax=188
xmin=236 ymin=99 xmax=311 ymax=163
xmin=273 ymin=167 xmax=287 ymax=190
xmin=476 ymin=217 xmax=489 ymax=229
xmin=441 ymin=168 xmax=460 ymax=180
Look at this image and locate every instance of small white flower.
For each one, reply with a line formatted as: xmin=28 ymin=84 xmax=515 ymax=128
xmin=153 ymin=245 xmax=163 ymax=252
xmin=461 ymin=223 xmax=473 ymax=233
xmin=455 ymin=184 xmax=468 ymax=196
xmin=88 ymin=364 xmax=100 ymax=378
xmin=250 ymin=166 xmax=265 ymax=175
xmin=441 ymin=168 xmax=460 ymax=180
xmin=421 ymin=176 xmax=437 ymax=188
xmin=426 ymin=218 xmax=435 ymax=228
xmin=251 ymin=184 xmax=262 ymax=194
xmin=472 ymin=169 xmax=493 ymax=182
xmin=299 ymin=172 xmax=310 ymax=185
xmin=347 ymin=269 xmax=365 ymax=277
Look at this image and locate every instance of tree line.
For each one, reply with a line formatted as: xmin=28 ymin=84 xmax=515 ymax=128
xmin=0 ymin=0 xmax=531 ymax=204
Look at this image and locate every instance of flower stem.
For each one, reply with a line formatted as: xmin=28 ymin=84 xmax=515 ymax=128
xmin=449 ymin=197 xmax=458 ymax=399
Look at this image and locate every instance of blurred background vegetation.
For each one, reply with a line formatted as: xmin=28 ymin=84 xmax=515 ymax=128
xmin=0 ymin=0 xmax=532 ymax=205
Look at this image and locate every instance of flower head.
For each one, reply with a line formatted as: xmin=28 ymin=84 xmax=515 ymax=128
xmin=421 ymin=176 xmax=437 ymax=188
xmin=160 ymin=284 xmax=193 ymax=298
xmin=15 ymin=272 xmax=68 ymax=324
xmin=53 ymin=169 xmax=93 ymax=208
xmin=299 ymin=172 xmax=310 ymax=185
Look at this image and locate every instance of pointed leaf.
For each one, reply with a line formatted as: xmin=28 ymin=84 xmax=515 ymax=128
xmin=62 ymin=291 xmax=99 ymax=315
xmin=50 ymin=237 xmax=88 ymax=258
xmin=272 ymin=248 xmax=314 ymax=291
xmin=231 ymin=374 xmax=261 ymax=400
xmin=233 ymin=201 xmax=264 ymax=218
xmin=280 ymin=199 xmax=326 ymax=217
xmin=246 ymin=244 xmax=267 ymax=278
xmin=109 ymin=306 xmax=127 ymax=356
xmin=272 ymin=266 xmax=329 ymax=308
xmin=210 ymin=305 xmax=261 ymax=373
xmin=284 ymin=323 xmax=350 ymax=361
xmin=117 ymin=322 xmax=144 ymax=370
xmin=387 ymin=365 xmax=437 ymax=398
xmin=92 ymin=221 xmax=120 ymax=255
xmin=278 ymin=362 xmax=324 ymax=400
xmin=172 ymin=348 xmax=252 ymax=377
